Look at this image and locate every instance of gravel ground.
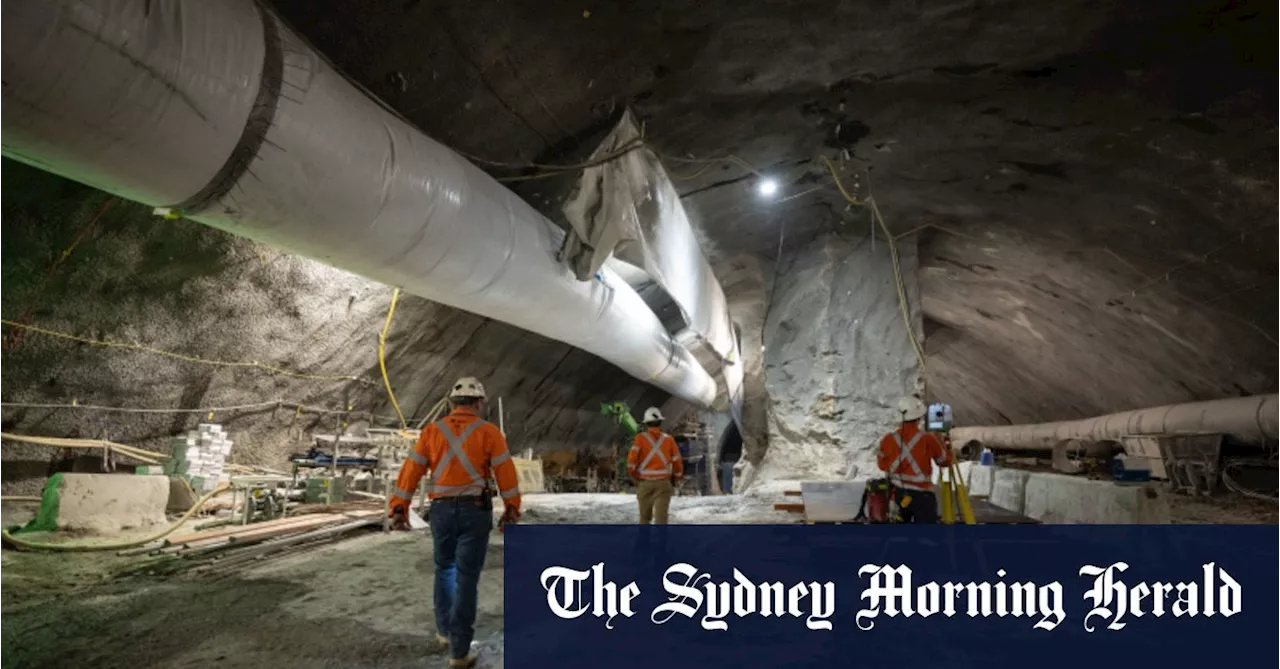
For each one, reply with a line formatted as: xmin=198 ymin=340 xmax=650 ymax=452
xmin=4 ymin=486 xmax=1273 ymax=668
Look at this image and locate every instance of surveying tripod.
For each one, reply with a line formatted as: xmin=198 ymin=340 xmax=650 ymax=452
xmin=937 ymin=453 xmax=977 ymax=525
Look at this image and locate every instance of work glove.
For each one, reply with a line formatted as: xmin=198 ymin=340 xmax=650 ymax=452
xmin=389 ymin=508 xmax=411 ymax=532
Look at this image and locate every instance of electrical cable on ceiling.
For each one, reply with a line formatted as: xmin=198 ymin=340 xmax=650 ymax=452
xmin=0 ymin=319 xmax=370 ymax=385
xmin=820 ymin=155 xmax=928 ymax=374
xmin=1106 ymin=220 xmax=1278 ymax=305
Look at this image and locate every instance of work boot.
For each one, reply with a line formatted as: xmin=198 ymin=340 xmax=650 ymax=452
xmin=447 ymin=652 xmax=477 ymax=669
xmin=429 ymin=634 xmax=448 ymax=653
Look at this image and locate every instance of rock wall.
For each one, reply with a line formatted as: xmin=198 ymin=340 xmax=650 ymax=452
xmin=1 ymin=162 xmax=665 ymax=494
xmin=757 ymin=229 xmax=923 ymax=484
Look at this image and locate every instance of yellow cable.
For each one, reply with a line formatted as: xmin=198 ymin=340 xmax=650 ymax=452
xmin=1 ymin=484 xmax=230 ymax=552
xmin=0 ymin=320 xmax=367 ymax=385
xmin=820 ymin=155 xmax=927 ymax=373
xmin=870 ymin=199 xmax=928 ymax=373
xmin=378 ymin=288 xmax=407 ymax=429
xmin=819 ymin=155 xmax=864 ymax=206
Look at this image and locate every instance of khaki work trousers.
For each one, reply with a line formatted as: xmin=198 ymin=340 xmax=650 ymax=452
xmin=636 ymin=479 xmax=674 ymax=524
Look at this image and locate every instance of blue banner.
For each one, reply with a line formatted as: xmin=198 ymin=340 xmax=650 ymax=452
xmin=506 ymin=525 xmax=1277 ymax=668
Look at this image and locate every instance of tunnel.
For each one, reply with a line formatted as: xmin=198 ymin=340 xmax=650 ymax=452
xmin=0 ymin=0 xmax=1275 ymax=666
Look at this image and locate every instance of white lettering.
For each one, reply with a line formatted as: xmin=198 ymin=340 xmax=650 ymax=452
xmin=1218 ymin=566 xmax=1241 ymax=617
xmin=1081 ymin=562 xmax=1129 ymax=631
xmin=652 ymin=562 xmax=706 ymax=625
xmin=807 ymin=582 xmax=836 ymax=630
xmin=541 ymin=565 xmax=592 ymax=620
xmin=857 ymin=565 xmax=1063 ymax=631
xmin=652 ymin=563 xmax=833 ymax=631
xmin=1079 ymin=562 xmax=1236 ymax=630
xmin=1173 ymin=583 xmax=1198 ymax=617
xmin=541 ymin=563 xmax=639 ymax=628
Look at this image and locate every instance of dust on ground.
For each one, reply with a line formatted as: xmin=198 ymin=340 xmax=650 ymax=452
xmin=0 ymin=491 xmax=783 ymax=669
xmin=2 ymin=531 xmax=505 ymax=669
xmin=1167 ymin=494 xmax=1278 ymax=524
xmin=4 ymin=487 xmax=1273 ymax=668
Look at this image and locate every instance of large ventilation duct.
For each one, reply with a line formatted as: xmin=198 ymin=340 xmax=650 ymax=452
xmin=0 ymin=0 xmax=717 ymax=407
xmin=952 ymin=394 xmax=1279 ymax=451
xmin=562 ymin=111 xmax=744 ymax=418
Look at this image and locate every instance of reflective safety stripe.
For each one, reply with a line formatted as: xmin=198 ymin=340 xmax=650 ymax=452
xmin=429 ymin=419 xmax=489 ymax=492
xmin=500 ymin=487 xmax=520 ymax=500
xmin=392 ymin=486 xmax=415 ymax=500
xmin=408 ymin=449 xmax=429 ymax=466
xmin=490 ymin=451 xmax=511 ymax=466
xmin=638 ymin=432 xmax=672 ymax=476
xmin=890 ymin=432 xmax=931 ymax=483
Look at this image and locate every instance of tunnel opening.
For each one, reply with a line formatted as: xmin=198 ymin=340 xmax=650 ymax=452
xmin=716 ymin=420 xmax=743 ymax=493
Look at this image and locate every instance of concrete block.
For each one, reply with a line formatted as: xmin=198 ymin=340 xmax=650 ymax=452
xmin=48 ymin=473 xmax=169 ymax=534
xmin=931 ymin=461 xmax=973 ymax=487
xmin=990 ymin=468 xmax=1032 ymax=514
xmin=1023 ymin=473 xmax=1171 ymax=524
xmin=969 ymin=464 xmax=996 ymax=497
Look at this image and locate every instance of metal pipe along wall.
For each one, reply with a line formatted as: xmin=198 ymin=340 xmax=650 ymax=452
xmin=952 ymin=394 xmax=1279 ymax=451
xmin=1 ymin=0 xmax=718 ymax=407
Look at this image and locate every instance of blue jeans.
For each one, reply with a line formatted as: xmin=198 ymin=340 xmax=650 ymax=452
xmin=430 ymin=498 xmax=493 ymax=659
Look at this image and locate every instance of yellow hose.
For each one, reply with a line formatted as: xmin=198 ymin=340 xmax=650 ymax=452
xmin=1 ymin=484 xmax=230 ymax=552
xmin=378 ymin=288 xmax=407 ymax=429
xmin=0 ymin=431 xmax=165 ymax=464
xmin=820 ymin=155 xmax=928 ymax=373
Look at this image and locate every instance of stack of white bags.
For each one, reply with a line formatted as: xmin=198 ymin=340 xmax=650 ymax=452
xmin=170 ymin=423 xmax=232 ymax=492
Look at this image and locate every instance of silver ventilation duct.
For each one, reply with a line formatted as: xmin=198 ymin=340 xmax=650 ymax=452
xmin=1 ymin=0 xmax=718 ymax=406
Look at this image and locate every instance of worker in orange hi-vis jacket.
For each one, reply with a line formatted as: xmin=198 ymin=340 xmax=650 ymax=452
xmin=876 ymin=396 xmax=951 ymax=524
xmin=388 ymin=376 xmax=521 ymax=669
xmin=627 ymin=407 xmax=684 ymax=524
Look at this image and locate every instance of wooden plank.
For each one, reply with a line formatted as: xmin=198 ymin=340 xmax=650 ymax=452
xmin=167 ymin=514 xmax=340 ymax=546
xmin=783 ymin=490 xmax=802 ymax=497
xmin=773 ymin=502 xmax=805 ymax=513
xmin=800 ymin=481 xmax=866 ymax=523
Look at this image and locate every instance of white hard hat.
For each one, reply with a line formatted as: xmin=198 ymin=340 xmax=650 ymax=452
xmin=898 ymin=397 xmax=926 ymax=422
xmin=449 ymin=376 xmax=486 ymax=400
xmin=643 ymin=407 xmax=664 ymax=423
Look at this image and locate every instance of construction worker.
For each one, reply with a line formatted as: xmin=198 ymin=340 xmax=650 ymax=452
xmin=389 ymin=376 xmax=521 ymax=669
xmin=876 ymin=397 xmax=951 ymax=524
xmin=627 ymin=407 xmax=683 ymax=524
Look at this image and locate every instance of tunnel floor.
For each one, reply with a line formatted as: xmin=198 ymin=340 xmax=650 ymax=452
xmin=2 ymin=491 xmax=1274 ymax=668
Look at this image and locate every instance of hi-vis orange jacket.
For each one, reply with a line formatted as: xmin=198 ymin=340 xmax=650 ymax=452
xmin=628 ymin=427 xmax=684 ymax=481
xmin=876 ymin=423 xmax=951 ymax=491
xmin=389 ymin=406 xmax=521 ymax=517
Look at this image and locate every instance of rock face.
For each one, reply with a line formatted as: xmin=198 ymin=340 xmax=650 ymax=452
xmin=0 ymin=163 xmax=665 ymax=494
xmin=257 ymin=0 xmax=1275 ymax=439
xmin=758 ymin=230 xmax=923 ymax=483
